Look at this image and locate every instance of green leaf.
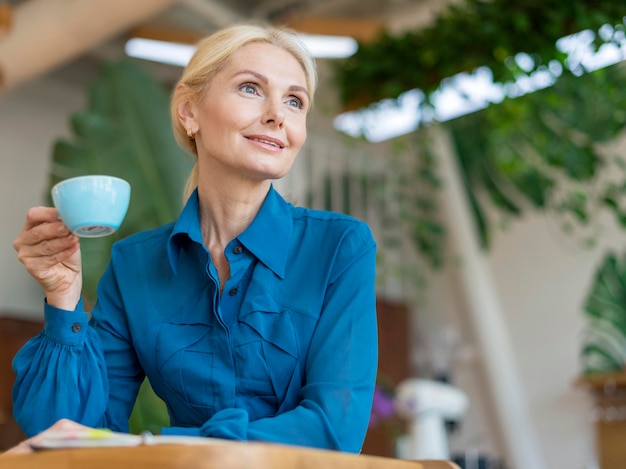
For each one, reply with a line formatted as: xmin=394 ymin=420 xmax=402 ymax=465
xmin=581 ymin=251 xmax=626 ymax=374
xmin=128 ymin=379 xmax=170 ymax=435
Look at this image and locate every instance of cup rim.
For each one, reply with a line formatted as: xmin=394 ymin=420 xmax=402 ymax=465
xmin=52 ymin=175 xmax=130 ymax=191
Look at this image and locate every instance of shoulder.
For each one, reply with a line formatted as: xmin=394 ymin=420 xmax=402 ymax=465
xmin=111 ymin=222 xmax=175 ymax=254
xmin=294 ymin=205 xmax=374 ymax=233
xmin=290 ymin=205 xmax=376 ymax=251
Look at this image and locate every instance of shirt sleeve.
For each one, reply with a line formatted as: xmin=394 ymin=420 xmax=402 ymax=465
xmin=12 ymin=255 xmax=145 ymax=438
xmin=163 ymin=224 xmax=378 ymax=453
xmin=11 ymin=299 xmax=110 ymax=437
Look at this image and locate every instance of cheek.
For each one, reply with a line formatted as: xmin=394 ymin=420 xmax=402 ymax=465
xmin=199 ymin=100 xmax=244 ymax=132
xmin=290 ymin=120 xmax=308 ymax=150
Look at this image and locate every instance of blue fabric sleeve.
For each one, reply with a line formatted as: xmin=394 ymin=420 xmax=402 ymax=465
xmin=12 ymin=252 xmax=145 ymax=438
xmin=162 ymin=227 xmax=378 ymax=453
xmin=163 ymin=408 xmax=247 ymax=439
xmin=12 ymin=299 xmax=110 ymax=437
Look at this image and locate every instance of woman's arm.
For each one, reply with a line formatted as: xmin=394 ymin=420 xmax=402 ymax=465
xmin=11 ymin=207 xmax=108 ymax=436
xmin=12 ymin=301 xmax=110 ymax=437
xmin=12 ymin=210 xmax=143 ymax=436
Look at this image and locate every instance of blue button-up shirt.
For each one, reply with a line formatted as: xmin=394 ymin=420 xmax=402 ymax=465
xmin=13 ymin=186 xmax=378 ymax=453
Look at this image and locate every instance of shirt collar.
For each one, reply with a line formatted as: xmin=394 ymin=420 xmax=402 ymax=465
xmin=167 ymin=185 xmax=292 ymax=279
xmin=238 ymin=185 xmax=292 ymax=279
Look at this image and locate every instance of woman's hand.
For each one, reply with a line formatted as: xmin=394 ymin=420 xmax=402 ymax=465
xmin=2 ymin=419 xmax=92 ymax=455
xmin=13 ymin=207 xmax=82 ymax=310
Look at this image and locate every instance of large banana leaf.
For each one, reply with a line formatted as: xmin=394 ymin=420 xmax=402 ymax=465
xmin=46 ymin=57 xmax=193 ymax=433
xmin=48 ymin=58 xmax=193 ymax=304
xmin=581 ymin=251 xmax=626 ymax=374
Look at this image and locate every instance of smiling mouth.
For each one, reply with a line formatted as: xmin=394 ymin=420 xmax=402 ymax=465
xmin=247 ymin=137 xmax=284 ymax=149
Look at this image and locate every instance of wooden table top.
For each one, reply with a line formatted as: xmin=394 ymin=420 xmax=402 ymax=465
xmin=0 ymin=440 xmax=459 ymax=469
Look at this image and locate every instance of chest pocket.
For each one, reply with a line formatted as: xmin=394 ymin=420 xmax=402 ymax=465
xmin=154 ymin=323 xmax=214 ymax=417
xmin=235 ymin=305 xmax=299 ymax=420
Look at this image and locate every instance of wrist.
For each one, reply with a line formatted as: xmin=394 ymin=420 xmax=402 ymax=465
xmin=46 ymin=290 xmax=81 ymax=311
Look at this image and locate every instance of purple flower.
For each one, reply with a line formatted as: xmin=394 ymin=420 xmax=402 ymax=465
xmin=369 ymin=384 xmax=395 ymax=428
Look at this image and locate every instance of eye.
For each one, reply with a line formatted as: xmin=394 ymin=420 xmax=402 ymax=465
xmin=286 ymin=96 xmax=304 ymax=109
xmin=239 ymin=83 xmax=258 ymax=95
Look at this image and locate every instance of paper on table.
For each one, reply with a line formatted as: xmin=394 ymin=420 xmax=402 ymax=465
xmin=29 ymin=429 xmax=225 ymax=451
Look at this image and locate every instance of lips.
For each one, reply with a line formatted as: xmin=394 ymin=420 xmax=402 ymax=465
xmin=246 ymin=136 xmax=285 ymax=149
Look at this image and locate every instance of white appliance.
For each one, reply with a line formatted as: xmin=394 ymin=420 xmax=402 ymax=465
xmin=393 ymin=378 xmax=469 ymax=460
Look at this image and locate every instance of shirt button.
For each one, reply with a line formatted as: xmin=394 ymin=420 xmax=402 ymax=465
xmin=233 ymin=246 xmax=243 ymax=254
xmin=71 ymin=323 xmax=82 ymax=333
xmin=229 ymin=287 xmax=238 ymax=296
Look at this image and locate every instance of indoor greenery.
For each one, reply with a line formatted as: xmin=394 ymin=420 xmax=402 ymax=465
xmin=330 ymin=0 xmax=626 ymax=378
xmin=333 ymin=0 xmax=626 ymax=256
xmin=335 ymin=0 xmax=625 ymax=107
xmin=47 ymin=58 xmax=192 ymax=433
xmin=581 ymin=250 xmax=626 ymax=375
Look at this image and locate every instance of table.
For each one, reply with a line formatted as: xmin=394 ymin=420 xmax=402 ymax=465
xmin=0 ymin=440 xmax=460 ymax=469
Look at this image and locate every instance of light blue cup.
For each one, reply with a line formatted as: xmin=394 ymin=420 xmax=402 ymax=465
xmin=51 ymin=175 xmax=131 ymax=238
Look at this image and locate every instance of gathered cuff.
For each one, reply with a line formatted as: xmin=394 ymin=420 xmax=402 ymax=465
xmin=44 ymin=297 xmax=89 ymax=345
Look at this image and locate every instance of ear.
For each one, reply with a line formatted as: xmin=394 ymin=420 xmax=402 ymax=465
xmin=175 ymin=85 xmax=199 ymax=133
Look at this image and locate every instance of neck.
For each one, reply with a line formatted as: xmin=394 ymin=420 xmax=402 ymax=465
xmin=197 ymin=179 xmax=270 ymax=250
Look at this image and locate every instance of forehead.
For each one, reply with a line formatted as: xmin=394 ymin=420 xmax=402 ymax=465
xmin=222 ymin=42 xmax=308 ymax=85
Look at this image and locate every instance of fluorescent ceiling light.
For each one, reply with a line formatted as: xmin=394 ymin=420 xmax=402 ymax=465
xmin=125 ymin=33 xmax=358 ymax=67
xmin=125 ymin=38 xmax=196 ymax=67
xmin=297 ymin=33 xmax=358 ymax=59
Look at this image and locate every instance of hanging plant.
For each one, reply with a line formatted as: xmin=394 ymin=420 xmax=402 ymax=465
xmin=331 ymin=0 xmax=626 ymax=255
xmin=333 ymin=0 xmax=625 ymax=109
xmin=447 ymin=62 xmax=626 ymax=249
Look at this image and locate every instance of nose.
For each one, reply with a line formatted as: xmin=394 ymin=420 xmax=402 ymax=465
xmin=262 ymin=100 xmax=285 ymax=128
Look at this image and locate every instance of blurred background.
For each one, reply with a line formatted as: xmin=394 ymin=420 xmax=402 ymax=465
xmin=2 ymin=1 xmax=626 ymax=468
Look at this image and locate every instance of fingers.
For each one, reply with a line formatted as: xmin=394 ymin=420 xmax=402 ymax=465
xmin=23 ymin=206 xmax=64 ymax=230
xmin=14 ymin=226 xmax=79 ymax=272
xmin=15 ymin=207 xmax=71 ymax=246
xmin=14 ymin=207 xmax=77 ymax=263
xmin=27 ymin=419 xmax=93 ymax=449
xmin=48 ymin=418 xmax=90 ymax=432
xmin=1 ymin=440 xmax=33 ymax=455
xmin=15 ymin=207 xmax=68 ymax=249
xmin=1 ymin=419 xmax=92 ymax=455
xmin=13 ymin=207 xmax=82 ymax=304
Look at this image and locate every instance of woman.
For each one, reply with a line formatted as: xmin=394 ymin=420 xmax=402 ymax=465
xmin=8 ymin=23 xmax=377 ymax=454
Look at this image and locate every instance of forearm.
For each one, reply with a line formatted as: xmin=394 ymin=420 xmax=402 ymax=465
xmin=161 ymin=387 xmax=370 ymax=453
xmin=161 ymin=407 xmax=342 ymax=451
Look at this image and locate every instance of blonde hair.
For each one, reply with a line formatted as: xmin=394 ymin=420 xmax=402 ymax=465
xmin=170 ymin=23 xmax=318 ymax=200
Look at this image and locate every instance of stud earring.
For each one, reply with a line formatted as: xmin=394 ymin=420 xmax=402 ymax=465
xmin=186 ymin=128 xmax=195 ymax=140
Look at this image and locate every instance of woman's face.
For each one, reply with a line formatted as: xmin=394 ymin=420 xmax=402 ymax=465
xmin=183 ymin=42 xmax=310 ymax=183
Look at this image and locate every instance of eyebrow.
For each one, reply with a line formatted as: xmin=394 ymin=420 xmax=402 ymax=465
xmin=234 ymin=69 xmax=310 ymax=100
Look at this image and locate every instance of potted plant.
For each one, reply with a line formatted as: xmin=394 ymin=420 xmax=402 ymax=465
xmin=581 ymin=250 xmax=626 ymax=376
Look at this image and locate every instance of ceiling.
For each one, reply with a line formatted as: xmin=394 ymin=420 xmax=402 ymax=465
xmin=0 ymin=0 xmax=457 ymax=93
xmin=129 ymin=0 xmax=454 ymax=40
